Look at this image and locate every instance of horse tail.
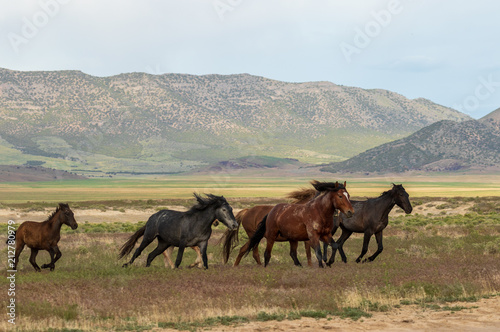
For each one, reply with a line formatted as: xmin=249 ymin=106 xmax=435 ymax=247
xmin=220 ymin=209 xmax=247 ymax=264
xmin=119 ymin=225 xmax=146 ymax=259
xmin=6 ymin=230 xmax=16 ymax=244
xmin=245 ymin=214 xmax=267 ymax=256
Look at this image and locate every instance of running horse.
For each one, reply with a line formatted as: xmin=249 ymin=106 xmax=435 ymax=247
xmin=221 ymin=186 xmax=317 ymax=266
xmin=11 ymin=203 xmax=78 ymax=271
xmin=120 ymin=193 xmax=238 ymax=269
xmin=324 ymin=184 xmax=412 ymax=264
xmin=246 ymin=181 xmax=354 ymax=268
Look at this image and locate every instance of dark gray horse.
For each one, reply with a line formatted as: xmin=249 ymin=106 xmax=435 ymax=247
xmin=324 ymin=184 xmax=412 ymax=264
xmin=119 ymin=193 xmax=238 ymax=269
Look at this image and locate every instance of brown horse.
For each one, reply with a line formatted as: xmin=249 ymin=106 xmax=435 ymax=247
xmin=221 ymin=187 xmax=317 ymax=267
xmin=247 ymin=181 xmax=354 ymax=268
xmin=12 ymin=203 xmax=78 ymax=271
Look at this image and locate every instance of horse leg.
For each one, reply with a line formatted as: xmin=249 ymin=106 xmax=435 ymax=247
xmin=29 ymin=248 xmax=41 ymax=272
xmin=252 ymin=245 xmax=262 ymax=265
xmin=264 ymin=238 xmax=275 ymax=267
xmin=233 ymin=240 xmax=249 ymax=266
xmin=288 ymin=241 xmax=302 ymax=267
xmin=356 ymin=232 xmax=372 ymax=263
xmin=364 ymin=231 xmax=383 ymax=263
xmin=189 ymin=246 xmax=202 ymax=268
xmin=332 ymin=229 xmax=352 ymax=264
xmin=174 ymin=244 xmax=186 ymax=268
xmin=13 ymin=242 xmax=25 ymax=271
xmin=313 ymin=242 xmax=324 ymax=268
xmin=307 ymin=234 xmax=323 ymax=268
xmin=162 ymin=246 xmax=175 ymax=269
xmin=123 ymin=234 xmax=156 ymax=267
xmin=323 ymin=224 xmax=338 ymax=263
xmin=146 ymin=240 xmax=169 ymax=267
xmin=43 ymin=246 xmax=62 ymax=271
xmin=322 ymin=242 xmax=329 ymax=263
xmin=304 ymin=241 xmax=312 ymax=267
xmin=199 ymin=242 xmax=209 ymax=269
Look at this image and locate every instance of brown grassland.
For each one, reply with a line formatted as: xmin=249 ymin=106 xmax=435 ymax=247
xmin=1 ymin=175 xmax=500 ymax=331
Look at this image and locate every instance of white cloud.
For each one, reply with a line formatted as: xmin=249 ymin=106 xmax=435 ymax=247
xmin=0 ymin=0 xmax=499 ymax=118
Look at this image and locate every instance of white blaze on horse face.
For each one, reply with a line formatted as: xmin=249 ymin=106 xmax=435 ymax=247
xmin=343 ymin=192 xmax=350 ymax=202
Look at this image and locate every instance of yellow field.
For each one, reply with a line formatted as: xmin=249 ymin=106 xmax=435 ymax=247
xmin=0 ymin=173 xmax=499 ymax=203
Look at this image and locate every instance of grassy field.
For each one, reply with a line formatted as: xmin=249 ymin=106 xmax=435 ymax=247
xmin=0 ymin=212 xmax=499 ymax=331
xmin=1 ymin=175 xmax=499 ymax=331
xmin=0 ymin=173 xmax=500 ymax=204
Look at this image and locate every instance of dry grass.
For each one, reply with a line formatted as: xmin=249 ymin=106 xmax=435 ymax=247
xmin=1 ymin=218 xmax=499 ymax=331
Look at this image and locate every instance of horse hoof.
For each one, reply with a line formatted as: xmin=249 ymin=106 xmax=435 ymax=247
xmin=122 ymin=263 xmax=128 ymax=268
xmin=41 ymin=264 xmax=49 ymax=269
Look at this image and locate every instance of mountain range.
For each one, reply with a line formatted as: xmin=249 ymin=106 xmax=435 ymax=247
xmin=0 ymin=68 xmax=483 ymax=176
xmin=320 ymin=110 xmax=500 ymax=174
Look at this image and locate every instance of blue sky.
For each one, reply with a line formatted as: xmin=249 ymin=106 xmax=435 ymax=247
xmin=1 ymin=0 xmax=499 ymax=119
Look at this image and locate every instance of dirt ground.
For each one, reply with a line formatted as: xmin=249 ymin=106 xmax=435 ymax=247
xmin=209 ymin=297 xmax=500 ymax=332
xmin=148 ymin=297 xmax=500 ymax=332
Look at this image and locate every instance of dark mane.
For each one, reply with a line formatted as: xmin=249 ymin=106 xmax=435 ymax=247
xmin=379 ymin=184 xmax=404 ymax=197
xmin=311 ymin=180 xmax=345 ymax=193
xmin=189 ymin=193 xmax=227 ymax=212
xmin=45 ymin=203 xmax=69 ymax=222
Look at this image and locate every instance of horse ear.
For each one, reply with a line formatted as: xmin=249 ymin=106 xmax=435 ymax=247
xmin=343 ymin=181 xmax=347 ymax=188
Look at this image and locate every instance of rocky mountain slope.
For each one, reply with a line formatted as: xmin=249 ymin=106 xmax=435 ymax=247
xmin=320 ymin=114 xmax=500 ymax=173
xmin=0 ymin=68 xmax=470 ymax=174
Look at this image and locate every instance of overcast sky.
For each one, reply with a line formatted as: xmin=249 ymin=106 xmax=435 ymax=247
xmin=1 ymin=0 xmax=499 ymax=119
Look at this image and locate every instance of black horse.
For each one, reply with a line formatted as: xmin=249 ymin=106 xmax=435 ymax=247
xmin=119 ymin=193 xmax=238 ymax=269
xmin=324 ymin=184 xmax=412 ymax=264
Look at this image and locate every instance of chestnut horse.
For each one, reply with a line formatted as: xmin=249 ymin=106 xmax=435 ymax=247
xmin=12 ymin=203 xmax=78 ymax=271
xmin=221 ymin=187 xmax=317 ymax=266
xmin=247 ymin=181 xmax=354 ymax=268
xmin=324 ymin=184 xmax=412 ymax=264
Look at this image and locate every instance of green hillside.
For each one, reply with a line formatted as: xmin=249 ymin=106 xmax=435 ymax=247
xmin=0 ymin=68 xmax=470 ymax=175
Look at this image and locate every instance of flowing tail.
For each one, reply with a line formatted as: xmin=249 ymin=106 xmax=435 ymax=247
xmin=220 ymin=209 xmax=247 ymax=264
xmin=6 ymin=231 xmax=16 ymax=244
xmin=118 ymin=225 xmax=146 ymax=259
xmin=245 ymin=215 xmax=267 ymax=256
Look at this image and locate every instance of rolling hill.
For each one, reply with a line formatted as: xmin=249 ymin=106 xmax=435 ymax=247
xmin=0 ymin=68 xmax=470 ymax=175
xmin=320 ymin=113 xmax=500 ymax=174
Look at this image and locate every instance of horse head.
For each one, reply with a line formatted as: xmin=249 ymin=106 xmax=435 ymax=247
xmin=199 ymin=194 xmax=238 ymax=231
xmin=392 ymin=184 xmax=413 ymax=214
xmin=59 ymin=203 xmax=78 ymax=230
xmin=311 ymin=180 xmax=354 ymax=217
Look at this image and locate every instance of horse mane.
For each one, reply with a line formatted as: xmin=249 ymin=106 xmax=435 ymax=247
xmin=189 ymin=193 xmax=227 ymax=212
xmin=45 ymin=203 xmax=69 ymax=222
xmin=310 ymin=180 xmax=345 ymax=193
xmin=285 ymin=188 xmax=317 ymax=203
xmin=379 ymin=183 xmax=403 ymax=197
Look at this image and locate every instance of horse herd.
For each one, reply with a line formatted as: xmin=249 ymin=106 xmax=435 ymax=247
xmin=9 ymin=181 xmax=412 ymax=272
